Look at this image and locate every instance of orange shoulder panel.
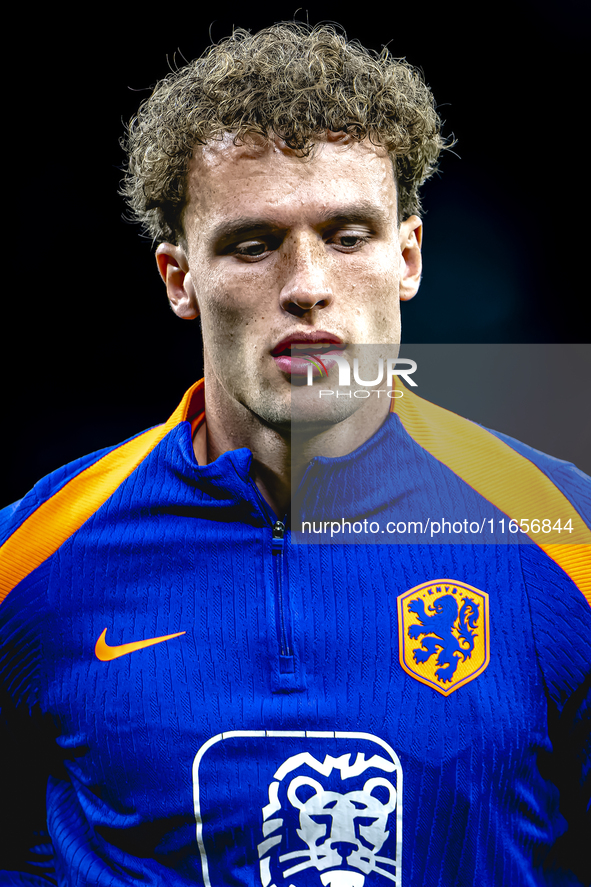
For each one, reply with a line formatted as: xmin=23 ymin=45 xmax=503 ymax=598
xmin=0 ymin=380 xmax=204 ymax=604
xmin=391 ymin=382 xmax=591 ymax=605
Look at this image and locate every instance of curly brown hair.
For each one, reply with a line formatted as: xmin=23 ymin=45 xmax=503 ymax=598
xmin=120 ymin=22 xmax=449 ymax=245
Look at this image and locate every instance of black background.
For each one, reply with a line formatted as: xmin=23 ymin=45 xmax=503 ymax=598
xmin=5 ymin=1 xmax=590 ymax=505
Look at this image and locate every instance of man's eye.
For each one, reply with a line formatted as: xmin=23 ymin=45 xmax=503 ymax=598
xmin=233 ymin=240 xmax=271 ymax=259
xmin=331 ymin=233 xmax=370 ymax=250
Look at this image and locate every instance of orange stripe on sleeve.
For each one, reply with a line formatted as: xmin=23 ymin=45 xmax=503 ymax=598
xmin=0 ymin=380 xmax=204 ymax=604
xmin=391 ymin=383 xmax=591 ymax=604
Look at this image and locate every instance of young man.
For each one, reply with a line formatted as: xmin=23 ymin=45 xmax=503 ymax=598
xmin=1 ymin=22 xmax=589 ymax=887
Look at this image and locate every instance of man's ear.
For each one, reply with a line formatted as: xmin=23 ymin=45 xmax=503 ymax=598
xmin=399 ymin=215 xmax=423 ymax=302
xmin=155 ymin=243 xmax=199 ymax=319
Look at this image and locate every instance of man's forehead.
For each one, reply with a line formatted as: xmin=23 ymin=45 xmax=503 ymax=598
xmin=184 ymin=131 xmax=397 ymax=226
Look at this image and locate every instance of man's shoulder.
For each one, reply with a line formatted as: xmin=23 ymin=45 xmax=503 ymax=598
xmin=393 ymin=389 xmax=590 ymax=526
xmin=482 ymin=425 xmax=591 ymax=523
xmin=0 ymin=381 xmax=205 ymax=555
xmin=1 ymin=443 xmax=123 ymax=541
xmin=0 ymin=423 xmax=174 ymax=606
xmin=0 ymin=429 xmax=160 ymax=546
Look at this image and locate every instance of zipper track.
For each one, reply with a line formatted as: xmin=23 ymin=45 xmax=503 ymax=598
xmin=246 ymin=476 xmax=295 ymax=675
xmin=272 ymin=519 xmax=290 ymax=659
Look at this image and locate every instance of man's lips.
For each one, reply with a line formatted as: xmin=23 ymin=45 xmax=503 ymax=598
xmin=271 ymin=333 xmax=346 ymax=377
xmin=271 ymin=332 xmax=344 ymax=357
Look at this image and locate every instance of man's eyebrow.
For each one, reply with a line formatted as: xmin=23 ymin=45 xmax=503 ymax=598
xmin=210 ymin=217 xmax=284 ymax=247
xmin=209 ymin=202 xmax=391 ymax=247
xmin=316 ymin=203 xmax=391 ymax=229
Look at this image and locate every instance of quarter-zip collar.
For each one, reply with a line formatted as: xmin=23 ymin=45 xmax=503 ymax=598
xmin=168 ymin=378 xmax=407 ymax=523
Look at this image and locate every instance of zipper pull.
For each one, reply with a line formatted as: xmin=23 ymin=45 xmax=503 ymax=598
xmin=272 ymin=520 xmax=286 ymax=552
xmin=272 ymin=520 xmax=286 ymax=538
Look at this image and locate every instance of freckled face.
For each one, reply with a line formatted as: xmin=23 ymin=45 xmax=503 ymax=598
xmin=179 ymin=134 xmax=420 ymax=429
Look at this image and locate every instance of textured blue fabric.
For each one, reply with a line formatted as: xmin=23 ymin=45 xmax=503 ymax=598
xmin=1 ymin=406 xmax=589 ymax=886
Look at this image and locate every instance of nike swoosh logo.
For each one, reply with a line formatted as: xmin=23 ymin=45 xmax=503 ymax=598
xmin=95 ymin=628 xmax=186 ymax=661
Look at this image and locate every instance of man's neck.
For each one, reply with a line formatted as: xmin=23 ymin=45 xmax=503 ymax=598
xmin=192 ymin=376 xmax=392 ymax=518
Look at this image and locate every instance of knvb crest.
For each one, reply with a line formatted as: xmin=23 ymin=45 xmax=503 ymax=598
xmin=397 ymin=580 xmax=490 ymax=695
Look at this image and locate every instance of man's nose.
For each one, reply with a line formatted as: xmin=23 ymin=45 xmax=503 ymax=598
xmin=279 ymin=236 xmax=333 ymax=315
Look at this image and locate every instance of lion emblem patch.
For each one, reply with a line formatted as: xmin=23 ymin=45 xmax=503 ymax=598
xmin=397 ymin=580 xmax=490 ymax=695
xmin=258 ymin=749 xmax=400 ymax=886
xmin=193 ymin=731 xmax=403 ymax=886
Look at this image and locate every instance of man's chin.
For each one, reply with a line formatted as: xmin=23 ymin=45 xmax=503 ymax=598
xmin=252 ymin=389 xmax=371 ymax=436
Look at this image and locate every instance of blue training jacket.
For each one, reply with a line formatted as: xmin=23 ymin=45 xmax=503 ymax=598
xmin=1 ymin=379 xmax=590 ymax=886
